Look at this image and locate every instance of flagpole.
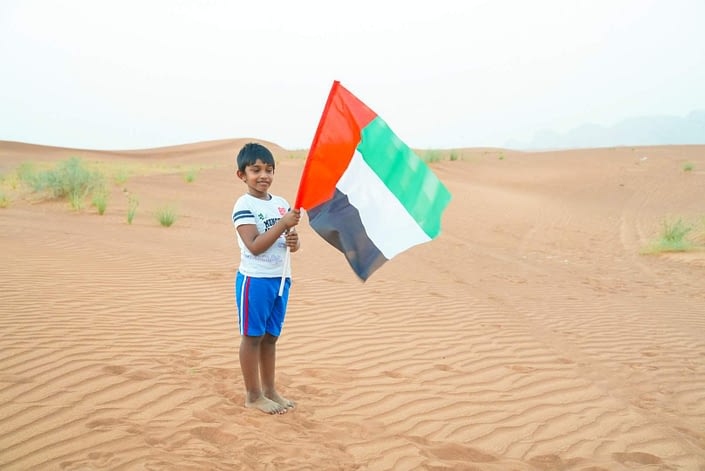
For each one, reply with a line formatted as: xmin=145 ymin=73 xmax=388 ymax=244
xmin=278 ymin=226 xmax=297 ymax=296
xmin=278 ymin=246 xmax=290 ymax=297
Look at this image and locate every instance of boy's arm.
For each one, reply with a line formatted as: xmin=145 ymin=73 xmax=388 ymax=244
xmin=237 ymin=220 xmax=287 ymax=256
xmin=237 ymin=210 xmax=300 ymax=255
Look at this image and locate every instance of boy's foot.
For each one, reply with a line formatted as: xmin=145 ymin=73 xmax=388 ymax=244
xmin=266 ymin=391 xmax=295 ymax=410
xmin=246 ymin=396 xmax=287 ymax=414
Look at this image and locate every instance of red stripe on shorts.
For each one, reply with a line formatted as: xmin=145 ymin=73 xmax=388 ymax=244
xmin=243 ymin=276 xmax=251 ymax=335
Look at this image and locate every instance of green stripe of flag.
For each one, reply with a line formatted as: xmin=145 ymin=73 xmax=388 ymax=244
xmin=357 ymin=117 xmax=451 ymax=238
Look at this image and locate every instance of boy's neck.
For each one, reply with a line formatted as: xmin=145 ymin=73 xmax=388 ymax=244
xmin=247 ymin=191 xmax=271 ymax=200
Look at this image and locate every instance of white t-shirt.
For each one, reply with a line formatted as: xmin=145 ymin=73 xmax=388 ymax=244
xmin=232 ymin=193 xmax=291 ymax=278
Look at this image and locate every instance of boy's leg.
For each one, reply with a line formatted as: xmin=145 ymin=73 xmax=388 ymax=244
xmin=260 ymin=278 xmax=294 ymax=409
xmin=260 ymin=333 xmax=295 ymax=409
xmin=236 ymin=274 xmax=286 ymax=414
xmin=240 ymin=335 xmax=286 ymax=414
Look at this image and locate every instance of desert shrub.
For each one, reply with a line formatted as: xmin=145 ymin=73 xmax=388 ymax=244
xmin=23 ymin=157 xmax=103 ymax=210
xmin=183 ymin=167 xmax=199 ymax=183
xmin=0 ymin=191 xmax=8 ymax=208
xmin=155 ymin=204 xmax=177 ymax=227
xmin=643 ymin=218 xmax=693 ymax=253
xmin=16 ymin=162 xmax=36 ymax=184
xmin=113 ymin=167 xmax=130 ymax=185
xmin=91 ymin=186 xmax=109 ymax=215
xmin=683 ymin=162 xmax=694 ymax=172
xmin=127 ymin=195 xmax=139 ymax=224
xmin=449 ymin=150 xmax=459 ymax=161
xmin=660 ymin=219 xmax=692 ymax=246
xmin=423 ymin=150 xmax=442 ymax=163
xmin=1 ymin=171 xmax=19 ymax=191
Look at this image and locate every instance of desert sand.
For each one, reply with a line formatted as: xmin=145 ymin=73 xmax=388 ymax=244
xmin=1 ymin=139 xmax=704 ymax=470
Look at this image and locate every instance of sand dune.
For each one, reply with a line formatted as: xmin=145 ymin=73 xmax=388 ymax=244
xmin=1 ymin=140 xmax=704 ymax=470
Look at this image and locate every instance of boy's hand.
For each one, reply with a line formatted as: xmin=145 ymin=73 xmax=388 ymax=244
xmin=281 ymin=209 xmax=301 ymax=229
xmin=285 ymin=229 xmax=299 ymax=250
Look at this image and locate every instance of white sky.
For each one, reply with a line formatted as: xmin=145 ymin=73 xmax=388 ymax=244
xmin=1 ymin=0 xmax=704 ymax=150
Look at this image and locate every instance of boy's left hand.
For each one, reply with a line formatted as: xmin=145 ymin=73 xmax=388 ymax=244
xmin=285 ymin=229 xmax=299 ymax=250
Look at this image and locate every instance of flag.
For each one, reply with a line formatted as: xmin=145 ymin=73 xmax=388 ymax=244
xmin=295 ymin=81 xmax=451 ymax=280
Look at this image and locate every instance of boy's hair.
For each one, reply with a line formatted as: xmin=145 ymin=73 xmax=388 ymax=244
xmin=236 ymin=143 xmax=275 ymax=172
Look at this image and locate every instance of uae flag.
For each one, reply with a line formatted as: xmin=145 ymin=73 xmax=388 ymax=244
xmin=295 ymin=81 xmax=451 ymax=280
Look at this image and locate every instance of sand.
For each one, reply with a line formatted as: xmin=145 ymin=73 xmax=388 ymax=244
xmin=1 ymin=140 xmax=704 ymax=470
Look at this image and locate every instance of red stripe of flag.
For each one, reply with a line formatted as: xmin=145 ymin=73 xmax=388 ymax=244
xmin=294 ymin=81 xmax=377 ymax=210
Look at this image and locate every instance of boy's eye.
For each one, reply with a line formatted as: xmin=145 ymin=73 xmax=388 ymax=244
xmin=248 ymin=165 xmax=273 ymax=174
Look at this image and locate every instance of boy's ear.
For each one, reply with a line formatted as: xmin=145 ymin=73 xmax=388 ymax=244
xmin=236 ymin=169 xmax=245 ymax=180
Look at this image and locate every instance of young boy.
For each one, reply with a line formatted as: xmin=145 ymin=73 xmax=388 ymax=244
xmin=231 ymin=142 xmax=300 ymax=414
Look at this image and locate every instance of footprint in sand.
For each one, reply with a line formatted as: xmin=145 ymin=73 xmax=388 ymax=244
xmin=383 ymin=369 xmax=405 ymax=378
xmin=528 ymin=454 xmax=563 ymax=469
xmin=126 ymin=369 xmax=158 ymax=381
xmin=410 ymin=436 xmax=497 ymax=464
xmin=85 ymin=418 xmax=123 ymax=431
xmin=190 ymin=426 xmax=238 ymax=446
xmin=425 ymin=442 xmax=497 ymax=463
xmin=192 ymin=409 xmax=220 ymax=423
xmin=612 ymin=451 xmax=662 ymax=466
xmin=296 ymin=384 xmax=323 ymax=395
xmin=101 ymin=365 xmax=127 ymax=375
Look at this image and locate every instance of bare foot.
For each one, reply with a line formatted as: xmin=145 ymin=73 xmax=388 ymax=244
xmin=266 ymin=391 xmax=295 ymax=410
xmin=245 ymin=396 xmax=287 ymax=414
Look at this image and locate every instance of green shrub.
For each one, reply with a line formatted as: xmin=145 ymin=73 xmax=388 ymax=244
xmin=2 ymin=172 xmax=19 ymax=190
xmin=683 ymin=162 xmax=694 ymax=172
xmin=423 ymin=150 xmax=442 ymax=163
xmin=643 ymin=218 xmax=693 ymax=253
xmin=0 ymin=192 xmax=8 ymax=208
xmin=22 ymin=157 xmax=103 ymax=210
xmin=16 ymin=162 xmax=36 ymax=184
xmin=155 ymin=205 xmax=177 ymax=227
xmin=127 ymin=195 xmax=139 ymax=224
xmin=113 ymin=167 xmax=130 ymax=185
xmin=183 ymin=167 xmax=199 ymax=183
xmin=449 ymin=150 xmax=459 ymax=161
xmin=661 ymin=219 xmax=692 ymax=245
xmin=91 ymin=187 xmax=109 ymax=215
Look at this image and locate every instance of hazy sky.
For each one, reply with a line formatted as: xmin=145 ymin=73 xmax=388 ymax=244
xmin=1 ymin=0 xmax=704 ymax=150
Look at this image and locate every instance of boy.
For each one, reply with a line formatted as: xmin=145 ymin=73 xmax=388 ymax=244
xmin=231 ymin=142 xmax=300 ymax=414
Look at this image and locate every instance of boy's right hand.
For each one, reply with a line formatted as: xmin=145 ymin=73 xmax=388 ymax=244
xmin=281 ymin=209 xmax=301 ymax=229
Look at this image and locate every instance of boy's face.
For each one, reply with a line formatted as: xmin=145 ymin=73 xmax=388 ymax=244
xmin=237 ymin=159 xmax=275 ymax=199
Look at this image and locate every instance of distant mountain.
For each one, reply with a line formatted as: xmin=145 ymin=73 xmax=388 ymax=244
xmin=507 ymin=110 xmax=705 ymax=150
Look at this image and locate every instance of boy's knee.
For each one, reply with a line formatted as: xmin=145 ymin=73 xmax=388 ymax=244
xmin=242 ymin=335 xmax=264 ymax=346
xmin=263 ymin=333 xmax=279 ymax=344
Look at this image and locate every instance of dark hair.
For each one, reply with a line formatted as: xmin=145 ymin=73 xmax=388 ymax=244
xmin=236 ymin=142 xmax=275 ymax=172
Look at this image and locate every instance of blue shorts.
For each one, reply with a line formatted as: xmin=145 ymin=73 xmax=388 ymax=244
xmin=235 ymin=273 xmax=291 ymax=337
